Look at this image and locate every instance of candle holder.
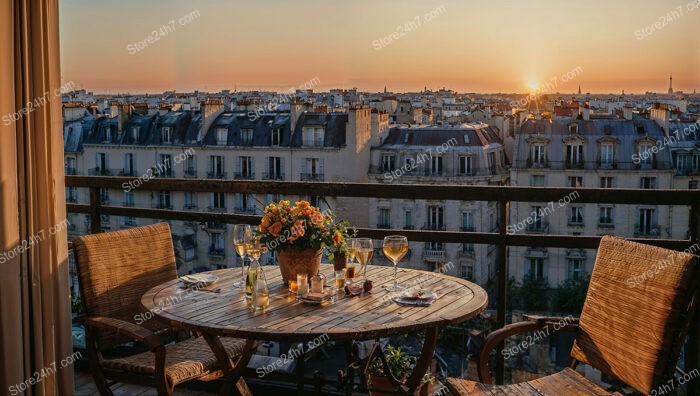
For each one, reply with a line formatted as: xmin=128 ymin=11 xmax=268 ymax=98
xmin=296 ymin=273 xmax=309 ymax=297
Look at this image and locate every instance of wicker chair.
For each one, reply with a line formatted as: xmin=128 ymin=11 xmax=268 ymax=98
xmin=447 ymin=235 xmax=698 ymax=395
xmin=74 ymin=223 xmax=252 ymax=396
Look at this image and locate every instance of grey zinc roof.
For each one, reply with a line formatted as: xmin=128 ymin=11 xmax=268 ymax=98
xmin=379 ymin=125 xmax=502 ymax=148
xmin=514 ymin=119 xmax=673 ymax=169
xmin=668 ymin=121 xmax=700 ymax=149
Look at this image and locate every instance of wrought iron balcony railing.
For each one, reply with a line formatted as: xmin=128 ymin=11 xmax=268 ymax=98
xmin=63 ymin=175 xmax=700 ymax=387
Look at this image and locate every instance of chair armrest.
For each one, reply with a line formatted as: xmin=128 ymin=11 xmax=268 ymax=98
xmin=477 ymin=316 xmax=579 ymax=384
xmin=84 ymin=316 xmax=164 ymax=351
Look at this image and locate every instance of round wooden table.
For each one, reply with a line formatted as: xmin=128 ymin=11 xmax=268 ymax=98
xmin=142 ymin=265 xmax=488 ymax=395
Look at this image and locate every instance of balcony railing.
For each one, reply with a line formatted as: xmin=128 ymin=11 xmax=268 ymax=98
xmin=422 ymin=223 xmax=446 ymax=231
xmin=262 ymin=172 xmax=285 ymax=180
xmin=515 ymin=160 xmax=673 ymax=171
xmin=598 ymin=217 xmax=614 ymax=228
xmin=209 ymin=247 xmax=225 ymax=257
xmin=234 ymin=206 xmax=256 ymax=214
xmin=460 ymin=226 xmax=476 ymax=232
xmin=65 ymin=167 xmax=77 ymax=175
xmin=300 ymin=173 xmax=324 ymax=182
xmin=206 ymin=221 xmax=227 ymax=231
xmin=120 ymin=169 xmax=138 ymax=177
xmin=423 ymin=249 xmax=445 ymax=262
xmin=183 ymin=169 xmax=197 ymax=178
xmin=377 ymin=223 xmax=391 ymax=229
xmin=234 ymin=172 xmax=254 ymax=180
xmin=207 ymin=171 xmax=227 ymax=179
xmin=635 ymin=224 xmax=662 ymax=237
xmin=64 ymin=175 xmax=700 ymax=387
xmin=525 ymin=222 xmax=549 ymax=233
xmin=152 ymin=202 xmax=173 ymax=210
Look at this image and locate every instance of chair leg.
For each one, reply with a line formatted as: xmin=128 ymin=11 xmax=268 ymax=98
xmin=153 ymin=346 xmax=174 ymax=396
xmin=203 ymin=335 xmax=255 ymax=396
xmin=85 ymin=327 xmax=113 ymax=396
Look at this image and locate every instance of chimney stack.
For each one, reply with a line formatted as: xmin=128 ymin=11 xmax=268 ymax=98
xmin=201 ymin=100 xmax=225 ymax=136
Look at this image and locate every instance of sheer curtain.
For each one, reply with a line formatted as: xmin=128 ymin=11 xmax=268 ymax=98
xmin=0 ymin=0 xmax=73 ymax=394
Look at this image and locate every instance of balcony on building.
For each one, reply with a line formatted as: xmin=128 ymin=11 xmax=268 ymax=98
xmin=635 ymin=224 xmax=661 ymax=237
xmin=119 ymin=168 xmax=139 ymax=177
xmin=234 ymin=172 xmax=255 ymax=180
xmin=262 ymin=172 xmax=285 ymax=180
xmin=422 ymin=222 xmax=446 ymax=231
xmin=234 ymin=206 xmax=256 ymax=215
xmin=423 ymin=246 xmax=446 ymax=262
xmin=207 ymin=171 xmax=227 ymax=179
xmin=300 ymin=173 xmax=324 ymax=182
xmin=526 ymin=221 xmax=549 ymax=233
xmin=183 ymin=169 xmax=198 ymax=178
xmin=208 ymin=247 xmax=225 ymax=257
xmin=206 ymin=221 xmax=227 ymax=232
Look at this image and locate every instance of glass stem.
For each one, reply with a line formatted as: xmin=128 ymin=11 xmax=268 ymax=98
xmin=393 ymin=261 xmax=398 ymax=290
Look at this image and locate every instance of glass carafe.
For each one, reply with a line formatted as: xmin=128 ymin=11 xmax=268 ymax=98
xmin=252 ymin=267 xmax=269 ymax=310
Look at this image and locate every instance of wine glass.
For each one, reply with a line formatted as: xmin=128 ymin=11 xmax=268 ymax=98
xmin=354 ymin=238 xmax=374 ymax=281
xmin=347 ymin=238 xmax=358 ymax=265
xmin=382 ymin=235 xmax=408 ymax=292
xmin=232 ymin=224 xmax=251 ymax=288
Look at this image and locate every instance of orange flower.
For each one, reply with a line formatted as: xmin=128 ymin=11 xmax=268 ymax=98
xmin=268 ymin=221 xmax=283 ymax=236
xmin=289 ymin=220 xmax=305 ymax=242
xmin=332 ymin=230 xmax=343 ymax=246
xmin=260 ymin=216 xmax=271 ymax=232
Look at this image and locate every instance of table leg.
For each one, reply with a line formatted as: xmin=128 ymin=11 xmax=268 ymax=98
xmin=203 ymin=334 xmax=256 ymax=396
xmin=402 ymin=326 xmax=439 ymax=395
xmin=295 ymin=342 xmax=306 ymax=395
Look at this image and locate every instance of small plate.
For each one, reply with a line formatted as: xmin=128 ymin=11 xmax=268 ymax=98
xmin=180 ymin=274 xmax=218 ymax=287
xmin=296 ymin=295 xmax=331 ymax=304
xmin=392 ymin=296 xmax=436 ymax=306
xmin=399 ymin=289 xmax=437 ymax=301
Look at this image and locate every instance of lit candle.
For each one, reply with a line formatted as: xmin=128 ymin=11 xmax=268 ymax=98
xmin=297 ymin=273 xmax=309 ymax=296
xmin=289 ymin=280 xmax=298 ymax=292
xmin=311 ymin=274 xmax=323 ymax=293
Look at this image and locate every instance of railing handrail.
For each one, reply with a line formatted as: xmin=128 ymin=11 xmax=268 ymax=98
xmin=65 ymin=176 xmax=700 ymax=205
xmin=63 ymin=175 xmax=700 ymax=386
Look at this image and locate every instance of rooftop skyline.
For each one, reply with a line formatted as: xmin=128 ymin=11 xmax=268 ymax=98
xmin=60 ymin=0 xmax=700 ymax=94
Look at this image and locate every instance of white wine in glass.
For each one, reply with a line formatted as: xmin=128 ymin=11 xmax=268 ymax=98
xmin=383 ymin=235 xmax=408 ymax=292
xmin=354 ymin=238 xmax=374 ymax=280
xmin=232 ymin=224 xmax=252 ymax=288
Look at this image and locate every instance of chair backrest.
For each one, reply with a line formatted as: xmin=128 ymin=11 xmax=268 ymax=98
xmin=73 ymin=222 xmax=178 ymax=348
xmin=570 ymin=236 xmax=697 ymax=394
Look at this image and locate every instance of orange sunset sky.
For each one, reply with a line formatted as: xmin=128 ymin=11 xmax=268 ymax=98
xmin=59 ymin=0 xmax=700 ymax=94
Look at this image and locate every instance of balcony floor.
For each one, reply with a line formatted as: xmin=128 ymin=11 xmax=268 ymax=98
xmin=74 ymin=369 xmax=216 ymax=395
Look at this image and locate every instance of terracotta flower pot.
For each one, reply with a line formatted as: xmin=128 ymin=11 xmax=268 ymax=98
xmin=367 ymin=374 xmax=397 ymax=396
xmin=277 ymin=248 xmax=322 ymax=285
xmin=333 ymin=255 xmax=347 ymax=271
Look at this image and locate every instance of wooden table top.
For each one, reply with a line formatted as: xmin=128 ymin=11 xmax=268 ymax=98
xmin=141 ymin=265 xmax=488 ymax=342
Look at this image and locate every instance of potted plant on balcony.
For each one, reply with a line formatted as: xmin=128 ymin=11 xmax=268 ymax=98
xmin=325 ymin=218 xmax=356 ymax=271
xmin=365 ymin=345 xmax=416 ymax=396
xmin=259 ymin=200 xmax=340 ymax=285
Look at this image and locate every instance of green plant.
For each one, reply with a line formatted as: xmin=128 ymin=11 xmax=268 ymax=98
xmin=519 ymin=274 xmax=550 ymax=311
xmin=324 ymin=215 xmax=357 ymax=261
xmin=368 ymin=345 xmax=416 ymax=380
xmin=550 ymin=274 xmax=590 ymax=314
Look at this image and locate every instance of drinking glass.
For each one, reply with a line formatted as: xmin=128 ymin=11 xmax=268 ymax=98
xmin=347 ymin=238 xmax=358 ymax=264
xmin=232 ymin=224 xmax=252 ymax=288
xmin=334 ymin=269 xmax=346 ymax=290
xmin=353 ymin=238 xmax=374 ymax=281
xmin=382 ymin=235 xmax=408 ymax=292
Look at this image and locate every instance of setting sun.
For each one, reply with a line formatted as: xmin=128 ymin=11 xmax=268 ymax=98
xmin=526 ymin=79 xmax=540 ymax=92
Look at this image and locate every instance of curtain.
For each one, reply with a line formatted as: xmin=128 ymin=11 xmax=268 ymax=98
xmin=0 ymin=0 xmax=73 ymax=395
